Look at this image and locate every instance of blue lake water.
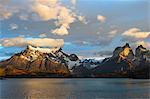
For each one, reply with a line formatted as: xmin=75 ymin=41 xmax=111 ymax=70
xmin=0 ymin=78 xmax=150 ymax=99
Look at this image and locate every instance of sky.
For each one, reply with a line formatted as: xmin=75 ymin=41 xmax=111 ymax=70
xmin=0 ymin=0 xmax=150 ymax=60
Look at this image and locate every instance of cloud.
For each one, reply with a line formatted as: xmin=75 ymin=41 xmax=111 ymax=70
xmin=96 ymin=36 xmax=113 ymax=46
xmin=35 ymin=0 xmax=58 ymax=5
xmin=69 ymin=29 xmax=118 ymax=47
xmin=122 ymin=28 xmax=150 ymax=49
xmin=39 ymin=33 xmax=46 ymax=38
xmin=51 ymin=26 xmax=69 ymax=36
xmin=30 ymin=0 xmax=84 ymax=36
xmin=19 ymin=14 xmax=29 ymax=20
xmin=78 ymin=16 xmax=87 ymax=24
xmin=0 ymin=4 xmax=13 ymax=20
xmin=97 ymin=15 xmax=106 ymax=23
xmin=0 ymin=37 xmax=27 ymax=47
xmin=1 ymin=37 xmax=64 ymax=47
xmin=70 ymin=0 xmax=76 ymax=5
xmin=94 ymin=51 xmax=113 ymax=56
xmin=94 ymin=29 xmax=118 ymax=46
xmin=0 ymin=0 xmax=12 ymax=20
xmin=109 ymin=30 xmax=117 ymax=38
xmin=135 ymin=41 xmax=150 ymax=49
xmin=32 ymin=2 xmax=58 ymax=21
xmin=28 ymin=38 xmax=64 ymax=47
xmin=72 ymin=40 xmax=91 ymax=46
xmin=122 ymin=28 xmax=150 ymax=39
xmin=0 ymin=0 xmax=27 ymax=20
xmin=31 ymin=0 xmax=77 ymax=26
xmin=0 ymin=10 xmax=12 ymax=20
xmin=0 ymin=0 xmax=85 ymax=36
xmin=9 ymin=23 xmax=18 ymax=30
xmin=54 ymin=6 xmax=76 ymax=28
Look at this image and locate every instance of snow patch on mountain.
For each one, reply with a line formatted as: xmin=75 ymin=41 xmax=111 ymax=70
xmin=28 ymin=45 xmax=60 ymax=54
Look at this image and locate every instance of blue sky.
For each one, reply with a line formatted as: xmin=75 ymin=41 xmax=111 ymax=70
xmin=0 ymin=0 xmax=149 ymax=60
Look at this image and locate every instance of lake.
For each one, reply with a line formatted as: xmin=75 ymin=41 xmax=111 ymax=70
xmin=0 ymin=78 xmax=150 ymax=99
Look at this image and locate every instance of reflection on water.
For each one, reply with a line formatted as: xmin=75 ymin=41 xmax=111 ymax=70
xmin=0 ymin=78 xmax=150 ymax=99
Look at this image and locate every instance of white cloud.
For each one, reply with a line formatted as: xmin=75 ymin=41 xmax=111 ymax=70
xmin=97 ymin=15 xmax=106 ymax=23
xmin=122 ymin=28 xmax=150 ymax=49
xmin=78 ymin=16 xmax=87 ymax=24
xmin=1 ymin=37 xmax=64 ymax=47
xmin=72 ymin=40 xmax=91 ymax=45
xmin=28 ymin=38 xmax=64 ymax=47
xmin=56 ymin=6 xmax=76 ymax=28
xmin=19 ymin=14 xmax=29 ymax=20
xmin=31 ymin=0 xmax=76 ymax=25
xmin=135 ymin=41 xmax=150 ymax=49
xmin=9 ymin=23 xmax=18 ymax=30
xmin=0 ymin=37 xmax=27 ymax=47
xmin=122 ymin=28 xmax=150 ymax=39
xmin=39 ymin=33 xmax=46 ymax=38
xmin=32 ymin=2 xmax=58 ymax=21
xmin=35 ymin=0 xmax=58 ymax=5
xmin=0 ymin=4 xmax=13 ymax=20
xmin=94 ymin=29 xmax=118 ymax=46
xmin=0 ymin=0 xmax=86 ymax=36
xmin=27 ymin=45 xmax=60 ymax=53
xmin=0 ymin=10 xmax=12 ymax=20
xmin=70 ymin=0 xmax=76 ymax=5
xmin=0 ymin=0 xmax=26 ymax=20
xmin=109 ymin=30 xmax=117 ymax=38
xmin=31 ymin=0 xmax=84 ymax=36
xmin=51 ymin=26 xmax=69 ymax=36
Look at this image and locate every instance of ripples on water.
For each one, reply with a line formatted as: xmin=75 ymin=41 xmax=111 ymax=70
xmin=0 ymin=78 xmax=150 ymax=99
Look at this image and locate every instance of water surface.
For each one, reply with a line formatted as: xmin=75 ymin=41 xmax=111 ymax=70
xmin=0 ymin=78 xmax=150 ymax=99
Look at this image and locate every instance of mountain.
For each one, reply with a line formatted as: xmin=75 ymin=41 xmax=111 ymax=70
xmin=92 ymin=43 xmax=150 ymax=79
xmin=0 ymin=43 xmax=149 ymax=78
xmin=0 ymin=45 xmax=80 ymax=77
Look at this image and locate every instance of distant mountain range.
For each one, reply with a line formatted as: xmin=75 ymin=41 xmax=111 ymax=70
xmin=0 ymin=43 xmax=149 ymax=79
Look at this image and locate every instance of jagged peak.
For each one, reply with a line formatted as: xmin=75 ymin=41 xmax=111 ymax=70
xmin=112 ymin=43 xmax=134 ymax=62
xmin=135 ymin=44 xmax=149 ymax=58
xmin=123 ymin=43 xmax=130 ymax=48
xmin=113 ymin=43 xmax=131 ymax=54
xmin=137 ymin=45 xmax=147 ymax=51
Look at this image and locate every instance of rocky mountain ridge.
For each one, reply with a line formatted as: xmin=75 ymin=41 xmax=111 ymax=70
xmin=92 ymin=43 xmax=150 ymax=78
xmin=0 ymin=43 xmax=149 ymax=78
xmin=0 ymin=45 xmax=79 ymax=77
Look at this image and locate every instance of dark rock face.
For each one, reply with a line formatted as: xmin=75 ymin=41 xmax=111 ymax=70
xmin=129 ymin=61 xmax=150 ymax=79
xmin=0 ymin=46 xmax=70 ymax=77
xmin=130 ymin=45 xmax=150 ymax=79
xmin=71 ymin=65 xmax=91 ymax=77
xmin=93 ymin=57 xmax=131 ymax=78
